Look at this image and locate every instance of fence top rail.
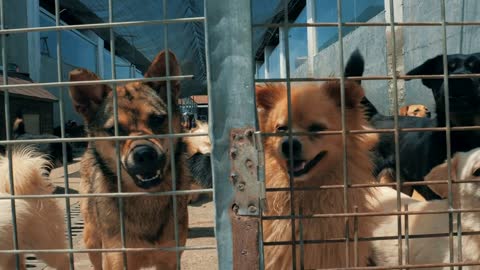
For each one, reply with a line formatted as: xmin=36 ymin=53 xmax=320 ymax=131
xmin=0 ymin=17 xmax=205 ymax=35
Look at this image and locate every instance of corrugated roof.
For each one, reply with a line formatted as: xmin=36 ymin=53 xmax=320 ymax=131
xmin=50 ymin=0 xmax=291 ymax=98
xmin=0 ymin=75 xmax=58 ymax=102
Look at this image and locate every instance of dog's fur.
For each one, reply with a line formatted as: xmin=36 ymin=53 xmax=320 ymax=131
xmin=359 ymin=52 xmax=480 ymax=200
xmin=399 ymin=104 xmax=431 ymax=118
xmin=0 ymin=147 xmax=68 ymax=269
xmin=11 ymin=114 xmax=73 ymax=174
xmin=372 ymin=148 xmax=480 ymax=267
xmin=183 ymin=120 xmax=212 ymax=203
xmin=257 ymin=56 xmax=378 ymax=268
xmin=69 ymin=50 xmax=190 ymax=269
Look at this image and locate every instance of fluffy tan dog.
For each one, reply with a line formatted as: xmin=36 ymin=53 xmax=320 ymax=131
xmin=256 ymin=78 xmax=379 ymax=269
xmin=0 ymin=147 xmax=68 ymax=269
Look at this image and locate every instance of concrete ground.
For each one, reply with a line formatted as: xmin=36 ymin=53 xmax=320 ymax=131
xmin=33 ymin=159 xmax=217 ymax=270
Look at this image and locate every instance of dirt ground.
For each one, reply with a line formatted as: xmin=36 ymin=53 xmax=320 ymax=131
xmin=36 ymin=160 xmax=218 ymax=270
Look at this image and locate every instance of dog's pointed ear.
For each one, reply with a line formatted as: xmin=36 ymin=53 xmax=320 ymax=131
xmin=345 ymin=49 xmax=364 ymax=85
xmin=144 ymin=50 xmax=181 ymax=101
xmin=406 ymin=55 xmax=444 ymax=91
xmin=399 ymin=105 xmax=409 ymax=116
xmin=424 ymin=153 xmax=460 ymax=198
xmin=325 ymin=80 xmax=365 ymax=109
xmin=69 ymin=68 xmax=112 ymax=122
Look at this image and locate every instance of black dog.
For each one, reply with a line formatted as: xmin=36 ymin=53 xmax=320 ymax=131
xmin=187 ymin=152 xmax=212 ymax=189
xmin=13 ymin=114 xmax=74 ymax=175
xmin=347 ymin=51 xmax=480 ymax=200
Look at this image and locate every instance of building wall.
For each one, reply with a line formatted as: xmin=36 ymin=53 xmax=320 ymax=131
xmin=294 ymin=12 xmax=390 ymax=114
xmin=2 ymin=1 xmax=142 ymax=129
xmin=40 ymin=56 xmax=84 ymax=127
xmin=0 ymin=94 xmax=54 ymax=139
xmin=402 ymin=0 xmax=480 ymax=115
xmin=3 ymin=0 xmax=29 ymax=74
xmin=294 ymin=0 xmax=480 ymax=116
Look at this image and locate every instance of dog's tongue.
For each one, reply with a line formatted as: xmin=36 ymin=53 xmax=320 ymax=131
xmin=292 ymin=161 xmax=306 ymax=172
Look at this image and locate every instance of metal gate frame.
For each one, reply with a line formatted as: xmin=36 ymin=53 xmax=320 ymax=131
xmin=205 ymin=1 xmax=264 ymax=269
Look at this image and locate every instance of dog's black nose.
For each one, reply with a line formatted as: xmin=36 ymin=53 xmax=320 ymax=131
xmin=281 ymin=137 xmax=302 ymax=159
xmin=126 ymin=145 xmax=165 ymax=176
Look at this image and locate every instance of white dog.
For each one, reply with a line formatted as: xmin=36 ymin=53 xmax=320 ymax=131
xmin=0 ymin=147 xmax=69 ymax=269
xmin=371 ymin=147 xmax=480 ymax=269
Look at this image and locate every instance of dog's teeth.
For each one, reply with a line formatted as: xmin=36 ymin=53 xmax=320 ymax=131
xmin=136 ymin=170 xmax=162 ymax=182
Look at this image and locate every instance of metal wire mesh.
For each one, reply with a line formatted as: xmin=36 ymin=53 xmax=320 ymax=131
xmin=0 ymin=1 xmax=215 ymax=269
xmin=2 ymin=0 xmax=480 ymax=269
xmin=253 ymin=0 xmax=480 ymax=269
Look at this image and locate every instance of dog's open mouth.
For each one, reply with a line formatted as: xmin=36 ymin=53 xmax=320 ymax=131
xmin=130 ymin=169 xmax=163 ymax=189
xmin=136 ymin=170 xmax=161 ymax=183
xmin=287 ymin=151 xmax=327 ymax=177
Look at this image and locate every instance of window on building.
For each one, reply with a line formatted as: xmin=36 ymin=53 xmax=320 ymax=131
xmin=268 ymin=45 xmax=281 ymax=78
xmin=256 ymin=63 xmax=265 ymax=79
xmin=288 ymin=8 xmax=308 ymax=76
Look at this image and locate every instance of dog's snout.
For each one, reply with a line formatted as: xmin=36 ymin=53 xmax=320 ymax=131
xmin=133 ymin=146 xmax=158 ymax=163
xmin=126 ymin=145 xmax=165 ymax=175
xmin=450 ymin=77 xmax=476 ymax=97
xmin=281 ymin=137 xmax=302 ymax=159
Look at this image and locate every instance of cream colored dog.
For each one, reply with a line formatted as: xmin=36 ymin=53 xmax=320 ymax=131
xmin=0 ymin=147 xmax=68 ymax=270
xmin=371 ymin=147 xmax=480 ymax=269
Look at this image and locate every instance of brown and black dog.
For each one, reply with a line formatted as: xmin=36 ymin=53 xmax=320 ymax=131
xmin=399 ymin=104 xmax=431 ymax=118
xmin=69 ymin=50 xmax=190 ymax=269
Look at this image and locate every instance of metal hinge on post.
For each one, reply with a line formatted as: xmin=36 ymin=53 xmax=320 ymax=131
xmin=230 ymin=128 xmax=266 ymax=216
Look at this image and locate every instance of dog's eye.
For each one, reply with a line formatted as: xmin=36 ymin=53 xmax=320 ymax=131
xmin=473 ymin=168 xmax=480 ymax=177
xmin=104 ymin=125 xmax=126 ymax=136
xmin=150 ymin=114 xmax=166 ymax=127
xmin=449 ymin=62 xmax=457 ymax=71
xmin=105 ymin=126 xmax=116 ymax=136
xmin=467 ymin=61 xmax=480 ymax=72
xmin=276 ymin=125 xmax=288 ymax=133
xmin=309 ymin=124 xmax=327 ymax=133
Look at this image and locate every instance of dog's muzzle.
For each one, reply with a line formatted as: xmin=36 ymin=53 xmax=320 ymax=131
xmin=280 ymin=137 xmax=327 ymax=177
xmin=125 ymin=145 xmax=166 ymax=189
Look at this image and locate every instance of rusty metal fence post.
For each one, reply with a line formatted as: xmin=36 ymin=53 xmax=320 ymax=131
xmin=204 ymin=1 xmax=263 ymax=269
